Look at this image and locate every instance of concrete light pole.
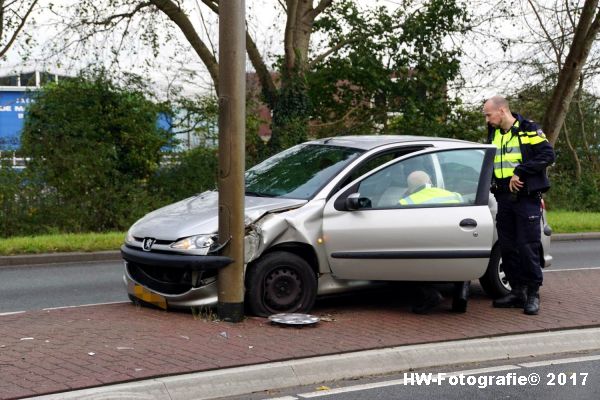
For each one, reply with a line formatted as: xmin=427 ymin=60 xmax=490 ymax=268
xmin=217 ymin=0 xmax=246 ymax=322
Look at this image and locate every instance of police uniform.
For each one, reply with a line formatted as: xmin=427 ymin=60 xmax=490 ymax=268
xmin=399 ymin=185 xmax=463 ymax=205
xmin=487 ymin=113 xmax=555 ymax=314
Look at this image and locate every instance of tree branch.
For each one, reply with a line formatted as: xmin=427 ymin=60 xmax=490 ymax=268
xmin=246 ymin=30 xmax=277 ymax=108
xmin=284 ymin=0 xmax=299 ymax=70
xmin=309 ymin=0 xmax=333 ymax=20
xmin=528 ymin=0 xmax=562 ymax=68
xmin=585 ymin=6 xmax=600 ymax=42
xmin=308 ymin=36 xmax=358 ymax=69
xmin=200 ymin=0 xmax=276 ymax=106
xmin=150 ymin=0 xmax=219 ymax=94
xmin=84 ymin=2 xmax=152 ymax=26
xmin=200 ymin=0 xmax=218 ymax=14
xmin=196 ymin=0 xmax=216 ymax=56
xmin=277 ymin=0 xmax=286 ymax=13
xmin=0 ymin=0 xmax=38 ymax=58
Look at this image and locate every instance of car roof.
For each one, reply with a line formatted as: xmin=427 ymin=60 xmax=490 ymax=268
xmin=307 ymin=135 xmax=476 ymax=151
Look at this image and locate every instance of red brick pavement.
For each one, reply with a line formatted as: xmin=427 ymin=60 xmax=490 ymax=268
xmin=1 ymin=269 xmax=599 ymax=400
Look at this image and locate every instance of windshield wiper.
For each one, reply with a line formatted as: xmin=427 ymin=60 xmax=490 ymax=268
xmin=245 ymin=190 xmax=271 ymax=197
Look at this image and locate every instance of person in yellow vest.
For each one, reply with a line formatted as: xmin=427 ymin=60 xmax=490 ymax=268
xmin=483 ymin=95 xmax=555 ymax=315
xmin=399 ymin=170 xmax=463 ymax=206
xmin=399 ymin=171 xmax=470 ymax=314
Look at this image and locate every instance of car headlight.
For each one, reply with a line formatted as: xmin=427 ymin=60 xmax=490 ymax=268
xmin=170 ymin=234 xmax=217 ymax=254
xmin=125 ymin=231 xmax=135 ymax=245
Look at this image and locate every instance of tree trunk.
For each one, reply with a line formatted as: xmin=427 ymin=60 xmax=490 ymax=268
xmin=562 ymin=121 xmax=582 ymax=181
xmin=575 ymin=75 xmax=598 ymax=169
xmin=542 ymin=0 xmax=600 ymax=146
xmin=268 ymin=0 xmax=332 ymax=153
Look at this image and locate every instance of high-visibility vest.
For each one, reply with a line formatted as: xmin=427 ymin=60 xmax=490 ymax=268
xmin=492 ymin=120 xmax=547 ymax=179
xmin=399 ymin=186 xmax=463 ymax=205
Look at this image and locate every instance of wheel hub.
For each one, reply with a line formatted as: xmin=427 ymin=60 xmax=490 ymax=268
xmin=264 ymin=268 xmax=303 ymax=311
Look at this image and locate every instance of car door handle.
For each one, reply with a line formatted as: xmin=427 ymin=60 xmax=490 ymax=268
xmin=459 ymin=218 xmax=477 ymax=228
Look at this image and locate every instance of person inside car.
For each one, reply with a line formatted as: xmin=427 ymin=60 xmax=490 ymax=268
xmin=399 ymin=171 xmax=469 ymax=314
xmin=399 ymin=170 xmax=463 ymax=206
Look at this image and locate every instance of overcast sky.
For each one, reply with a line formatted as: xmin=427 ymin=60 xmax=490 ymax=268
xmin=2 ymin=1 xmax=597 ymax=105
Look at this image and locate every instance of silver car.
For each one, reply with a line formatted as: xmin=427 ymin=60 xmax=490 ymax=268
xmin=122 ymin=135 xmax=552 ymax=316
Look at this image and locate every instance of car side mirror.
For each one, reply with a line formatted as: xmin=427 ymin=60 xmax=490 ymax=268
xmin=346 ymin=192 xmax=372 ymax=210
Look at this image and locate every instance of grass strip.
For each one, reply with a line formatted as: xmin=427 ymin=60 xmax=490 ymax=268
xmin=546 ymin=210 xmax=600 ymax=234
xmin=1 ymin=210 xmax=599 ymax=256
xmin=0 ymin=232 xmax=125 ymax=256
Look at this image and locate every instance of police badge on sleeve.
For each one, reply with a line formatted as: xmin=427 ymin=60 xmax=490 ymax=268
xmin=536 ymin=129 xmax=546 ymax=138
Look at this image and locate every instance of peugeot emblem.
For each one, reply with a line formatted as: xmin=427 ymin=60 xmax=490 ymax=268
xmin=142 ymin=237 xmax=156 ymax=252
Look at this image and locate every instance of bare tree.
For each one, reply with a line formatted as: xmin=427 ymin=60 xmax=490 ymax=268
xmin=56 ymin=0 xmax=342 ymax=151
xmin=541 ymin=0 xmax=600 ymax=145
xmin=0 ymin=0 xmax=39 ymax=59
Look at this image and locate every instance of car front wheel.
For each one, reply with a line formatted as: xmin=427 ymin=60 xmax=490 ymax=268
xmin=246 ymin=251 xmax=317 ymax=317
xmin=479 ymin=244 xmax=511 ymax=298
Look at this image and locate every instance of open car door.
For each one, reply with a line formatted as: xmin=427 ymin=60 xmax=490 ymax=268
xmin=322 ymin=146 xmax=496 ymax=282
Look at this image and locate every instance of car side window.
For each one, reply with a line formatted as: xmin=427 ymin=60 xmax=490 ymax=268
xmin=436 ymin=149 xmax=484 ymax=205
xmin=333 ymin=146 xmax=428 ymax=197
xmin=354 ymin=150 xmax=484 ymax=209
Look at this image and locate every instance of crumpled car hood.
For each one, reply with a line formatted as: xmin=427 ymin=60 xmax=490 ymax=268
xmin=129 ymin=191 xmax=306 ymax=240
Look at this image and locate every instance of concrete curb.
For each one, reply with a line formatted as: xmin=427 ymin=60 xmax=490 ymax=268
xmin=29 ymin=326 xmax=600 ymax=400
xmin=550 ymin=232 xmax=600 ymax=241
xmin=0 ymin=250 xmax=121 ymax=268
xmin=1 ymin=232 xmax=599 ymax=268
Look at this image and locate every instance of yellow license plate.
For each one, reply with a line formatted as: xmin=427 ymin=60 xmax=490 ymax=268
xmin=132 ymin=284 xmax=167 ymax=310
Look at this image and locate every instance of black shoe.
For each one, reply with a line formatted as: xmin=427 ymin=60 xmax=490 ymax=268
xmin=493 ymin=285 xmax=526 ymax=308
xmin=451 ymin=281 xmax=469 ymax=313
xmin=412 ymin=288 xmax=443 ymax=314
xmin=524 ymin=287 xmax=540 ymax=315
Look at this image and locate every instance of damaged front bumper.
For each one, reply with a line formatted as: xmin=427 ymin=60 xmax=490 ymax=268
xmin=121 ymin=245 xmax=233 ymax=309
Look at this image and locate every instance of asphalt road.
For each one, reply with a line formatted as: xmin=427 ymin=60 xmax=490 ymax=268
xmin=0 ymin=260 xmax=128 ymax=313
xmin=549 ymin=239 xmax=600 ymax=270
xmin=233 ymin=350 xmax=600 ymax=400
xmin=0 ymin=239 xmax=598 ymax=314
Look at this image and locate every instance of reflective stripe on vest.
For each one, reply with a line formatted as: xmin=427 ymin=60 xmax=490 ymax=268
xmin=399 ymin=187 xmax=463 ymax=205
xmin=492 ymin=121 xmax=522 ymax=179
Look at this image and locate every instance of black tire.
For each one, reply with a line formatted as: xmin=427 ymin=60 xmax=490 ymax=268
xmin=479 ymin=244 xmax=511 ymax=299
xmin=246 ymin=251 xmax=317 ymax=317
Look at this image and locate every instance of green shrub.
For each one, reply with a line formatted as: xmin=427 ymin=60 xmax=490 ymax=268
xmin=545 ymin=170 xmax=600 ymax=212
xmin=17 ymin=71 xmax=173 ymax=234
xmin=150 ymin=147 xmax=219 ymax=203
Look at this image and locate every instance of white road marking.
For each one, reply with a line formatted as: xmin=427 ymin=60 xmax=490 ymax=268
xmin=545 ymin=267 xmax=600 ymax=272
xmin=0 ymin=311 xmax=26 ymax=316
xmin=296 ymin=365 xmax=520 ymax=398
xmin=292 ymin=352 xmax=600 ymax=398
xmin=42 ymin=301 xmax=129 ymax=311
xmin=519 ymin=354 xmax=600 ymax=368
xmin=2 ymin=301 xmax=129 ymax=315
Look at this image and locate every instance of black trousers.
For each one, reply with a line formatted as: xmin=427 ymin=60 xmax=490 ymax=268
xmin=494 ymin=192 xmax=543 ymax=287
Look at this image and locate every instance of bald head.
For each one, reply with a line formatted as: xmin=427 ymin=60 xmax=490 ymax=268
xmin=485 ymin=95 xmax=510 ymax=112
xmin=407 ymin=170 xmax=431 ymax=193
xmin=483 ymin=95 xmax=516 ymax=131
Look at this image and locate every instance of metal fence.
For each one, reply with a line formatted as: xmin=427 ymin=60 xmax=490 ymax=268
xmin=0 ymin=151 xmax=28 ymax=170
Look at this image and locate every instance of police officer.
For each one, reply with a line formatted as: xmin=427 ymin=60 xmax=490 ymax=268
xmin=483 ymin=96 xmax=555 ymax=315
xmin=399 ymin=171 xmax=470 ymax=314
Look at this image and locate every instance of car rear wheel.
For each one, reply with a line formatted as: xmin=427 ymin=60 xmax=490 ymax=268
xmin=246 ymin=251 xmax=317 ymax=317
xmin=479 ymin=244 xmax=511 ymax=298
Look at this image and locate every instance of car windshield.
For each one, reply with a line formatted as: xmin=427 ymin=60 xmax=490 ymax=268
xmin=245 ymin=143 xmax=364 ymax=199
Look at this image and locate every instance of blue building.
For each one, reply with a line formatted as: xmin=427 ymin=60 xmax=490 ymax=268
xmin=0 ymin=70 xmax=71 ymax=151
